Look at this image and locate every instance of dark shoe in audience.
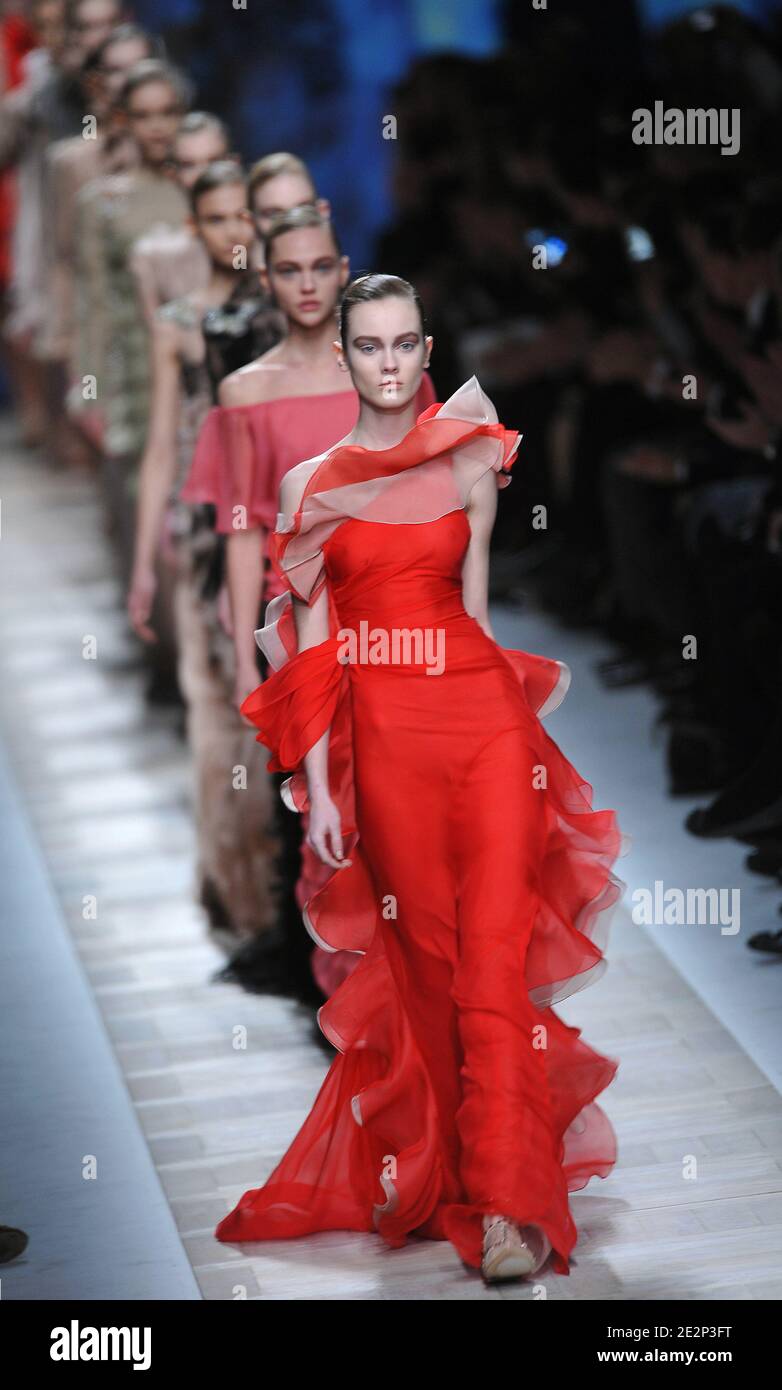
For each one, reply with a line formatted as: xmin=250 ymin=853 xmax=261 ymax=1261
xmin=746 ymin=844 xmax=782 ymax=876
xmin=651 ymin=664 xmax=698 ymax=696
xmin=655 ymin=693 xmax=707 ymax=726
xmin=598 ymin=654 xmax=653 ymax=687
xmin=597 ymin=646 xmax=683 ymax=690
xmin=667 ymin=721 xmax=732 ymax=796
xmin=686 ymin=795 xmax=782 ymax=840
xmin=0 ymin=1226 xmax=28 ymax=1263
xmin=747 ymin=925 xmax=782 ymax=954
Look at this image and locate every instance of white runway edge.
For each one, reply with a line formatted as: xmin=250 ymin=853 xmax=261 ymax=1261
xmin=0 ymin=737 xmax=200 ymax=1300
xmin=492 ymin=604 xmax=782 ymax=1097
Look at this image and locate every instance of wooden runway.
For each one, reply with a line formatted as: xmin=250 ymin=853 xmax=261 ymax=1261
xmin=1 ymin=423 xmax=781 ymax=1301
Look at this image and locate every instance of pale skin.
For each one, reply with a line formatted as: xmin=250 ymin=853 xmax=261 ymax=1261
xmin=275 ymin=295 xmax=497 ymax=872
xmin=127 ymin=180 xmax=255 ymax=640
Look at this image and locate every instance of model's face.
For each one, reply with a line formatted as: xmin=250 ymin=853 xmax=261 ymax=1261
xmin=126 ymin=81 xmax=182 ymax=167
xmin=251 ymin=173 xmax=319 ymax=239
xmin=264 ymin=225 xmax=349 ymax=330
xmin=173 ymin=128 xmax=230 ymax=191
xmin=193 ymin=183 xmax=252 ymax=270
xmin=100 ymin=38 xmax=151 ymax=104
xmin=33 ymin=0 xmax=65 ymax=53
xmin=339 ymin=297 xmax=431 ymax=408
xmin=70 ymin=0 xmax=121 ymax=61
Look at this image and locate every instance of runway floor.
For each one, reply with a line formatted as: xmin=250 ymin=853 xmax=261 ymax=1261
xmin=1 ymin=418 xmax=780 ymax=1301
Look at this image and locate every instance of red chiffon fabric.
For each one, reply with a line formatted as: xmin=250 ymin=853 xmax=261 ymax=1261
xmin=215 ymin=377 xmax=629 ymax=1273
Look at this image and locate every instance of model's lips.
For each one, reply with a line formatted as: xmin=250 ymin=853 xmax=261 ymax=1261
xmin=297 ymin=301 xmax=321 ymax=310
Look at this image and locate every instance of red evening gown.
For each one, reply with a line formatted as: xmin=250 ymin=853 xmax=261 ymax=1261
xmin=215 ymin=377 xmax=629 ymax=1274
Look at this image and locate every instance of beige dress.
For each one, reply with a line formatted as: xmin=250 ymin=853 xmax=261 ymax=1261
xmin=156 ymin=294 xmax=282 ymax=937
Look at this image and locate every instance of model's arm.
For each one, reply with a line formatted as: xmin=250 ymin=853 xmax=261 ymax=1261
xmin=127 ymin=317 xmax=182 ymax=641
xmin=228 ymin=526 xmax=267 ymax=709
xmin=280 ymin=469 xmax=347 ymax=871
xmin=462 ymin=468 xmax=498 ymax=642
xmin=216 ymin=374 xmax=271 ymax=711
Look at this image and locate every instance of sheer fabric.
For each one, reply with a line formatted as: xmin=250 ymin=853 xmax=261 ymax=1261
xmin=216 ymin=377 xmax=629 ymax=1273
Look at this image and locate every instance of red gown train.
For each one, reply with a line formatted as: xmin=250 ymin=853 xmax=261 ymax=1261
xmin=215 ymin=377 xmax=629 ymax=1273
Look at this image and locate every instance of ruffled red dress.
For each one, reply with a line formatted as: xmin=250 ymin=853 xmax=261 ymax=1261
xmin=214 ymin=376 xmax=629 ymax=1274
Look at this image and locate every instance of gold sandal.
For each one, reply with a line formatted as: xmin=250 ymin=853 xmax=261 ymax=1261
xmin=481 ymin=1216 xmax=551 ymax=1283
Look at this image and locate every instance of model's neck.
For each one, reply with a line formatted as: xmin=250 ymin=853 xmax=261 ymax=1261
xmin=282 ymin=315 xmax=340 ymax=364
xmin=349 ymin=396 xmax=420 ymax=451
xmin=140 ymin=158 xmax=174 ymax=180
xmin=208 ymin=264 xmax=244 ymax=298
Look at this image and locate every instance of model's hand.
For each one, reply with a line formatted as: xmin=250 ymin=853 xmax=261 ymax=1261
xmin=127 ymin=564 xmax=157 ymax=643
xmin=307 ymin=791 xmax=352 ymax=870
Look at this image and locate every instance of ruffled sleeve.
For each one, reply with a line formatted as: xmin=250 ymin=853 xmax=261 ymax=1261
xmin=239 ymin=585 xmax=354 ymax=816
xmin=180 ymin=403 xmax=278 ymax=534
xmin=179 ymin=404 xmax=225 ymax=508
xmin=240 ymin=584 xmax=372 ymax=978
xmin=240 ymin=628 xmax=343 ymax=776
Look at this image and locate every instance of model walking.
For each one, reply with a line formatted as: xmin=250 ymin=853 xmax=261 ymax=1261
xmin=212 ymin=273 xmax=627 ymax=1282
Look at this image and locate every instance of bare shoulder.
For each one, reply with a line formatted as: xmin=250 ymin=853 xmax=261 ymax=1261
xmin=217 ymin=349 xmax=288 ymax=409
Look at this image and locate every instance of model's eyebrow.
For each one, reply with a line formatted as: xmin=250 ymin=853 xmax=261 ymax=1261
xmin=272 ymin=256 xmax=337 ymax=270
xmin=352 ymin=332 xmax=421 ymax=344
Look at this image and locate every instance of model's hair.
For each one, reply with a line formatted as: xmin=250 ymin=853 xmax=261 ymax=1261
xmin=263 ymin=205 xmax=342 ymax=265
xmin=339 ymin=273 xmax=427 ymax=350
xmin=90 ymin=24 xmax=158 ymax=72
xmin=116 ymin=58 xmax=192 ymax=113
xmin=190 ymin=159 xmax=246 ymax=215
xmin=176 ymin=110 xmax=231 ymax=147
xmin=65 ymin=0 xmax=121 ymax=26
xmin=247 ymin=152 xmax=315 ymax=207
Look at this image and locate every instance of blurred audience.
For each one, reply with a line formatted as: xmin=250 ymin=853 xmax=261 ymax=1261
xmin=374 ymin=6 xmax=782 ymax=948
